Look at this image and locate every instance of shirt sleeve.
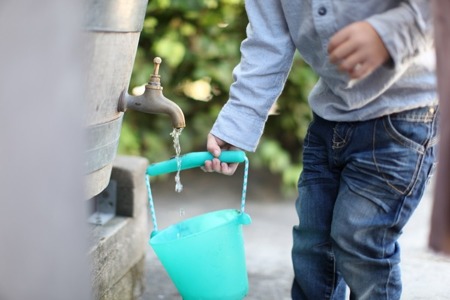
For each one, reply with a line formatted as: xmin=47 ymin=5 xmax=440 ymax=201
xmin=210 ymin=0 xmax=296 ymax=152
xmin=366 ymin=0 xmax=434 ymax=69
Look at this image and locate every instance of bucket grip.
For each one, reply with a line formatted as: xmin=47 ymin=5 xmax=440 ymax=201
xmin=145 ymin=151 xmax=249 ymax=233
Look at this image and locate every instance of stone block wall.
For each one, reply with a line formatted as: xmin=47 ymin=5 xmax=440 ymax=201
xmin=90 ymin=155 xmax=149 ymax=300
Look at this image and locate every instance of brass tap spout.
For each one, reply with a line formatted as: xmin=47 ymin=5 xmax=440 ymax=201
xmin=118 ymin=57 xmax=186 ymax=129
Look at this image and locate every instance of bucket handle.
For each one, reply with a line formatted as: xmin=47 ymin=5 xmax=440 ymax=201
xmin=146 ymin=151 xmax=246 ymax=176
xmin=145 ymin=151 xmax=249 ymax=233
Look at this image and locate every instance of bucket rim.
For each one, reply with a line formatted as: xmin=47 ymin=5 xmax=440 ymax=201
xmin=150 ymin=209 xmax=250 ymax=245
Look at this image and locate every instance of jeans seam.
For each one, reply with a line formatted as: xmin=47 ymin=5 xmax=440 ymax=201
xmin=383 ymin=116 xmax=425 ymax=154
xmin=373 ymin=119 xmax=424 ymax=196
xmin=330 ymin=246 xmax=338 ymax=300
xmin=385 ymin=258 xmax=392 ymax=300
xmin=405 ymin=155 xmax=423 ymax=197
xmin=304 ymin=118 xmax=316 ymax=149
xmin=325 ymin=250 xmax=335 ymax=300
xmin=404 ymin=107 xmax=438 ymax=196
xmin=381 ymin=227 xmax=391 ymax=300
xmin=426 ymin=106 xmax=439 ymax=149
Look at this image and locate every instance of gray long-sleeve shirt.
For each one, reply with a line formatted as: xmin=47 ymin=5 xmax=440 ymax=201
xmin=211 ymin=0 xmax=437 ymax=152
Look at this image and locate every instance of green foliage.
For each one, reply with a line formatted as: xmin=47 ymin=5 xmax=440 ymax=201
xmin=118 ymin=0 xmax=317 ymax=195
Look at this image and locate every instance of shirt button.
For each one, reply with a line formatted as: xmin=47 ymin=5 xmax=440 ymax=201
xmin=318 ymin=7 xmax=327 ymax=16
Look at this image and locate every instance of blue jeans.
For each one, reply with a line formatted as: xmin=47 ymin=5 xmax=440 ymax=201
xmin=291 ymin=106 xmax=439 ymax=300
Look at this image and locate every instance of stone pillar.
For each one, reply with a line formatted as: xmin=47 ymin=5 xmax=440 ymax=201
xmin=0 ymin=1 xmax=91 ymax=300
xmin=429 ymin=0 xmax=450 ymax=254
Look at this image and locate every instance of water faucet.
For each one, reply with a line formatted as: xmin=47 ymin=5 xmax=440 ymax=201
xmin=118 ymin=57 xmax=186 ymax=129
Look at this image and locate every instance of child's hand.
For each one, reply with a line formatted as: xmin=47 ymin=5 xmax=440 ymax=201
xmin=328 ymin=21 xmax=390 ymax=80
xmin=203 ymin=133 xmax=240 ymax=175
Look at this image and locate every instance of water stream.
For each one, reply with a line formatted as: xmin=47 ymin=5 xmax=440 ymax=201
xmin=170 ymin=128 xmax=183 ymax=193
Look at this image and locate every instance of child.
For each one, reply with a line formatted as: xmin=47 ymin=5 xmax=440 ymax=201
xmin=203 ymin=1 xmax=438 ymax=299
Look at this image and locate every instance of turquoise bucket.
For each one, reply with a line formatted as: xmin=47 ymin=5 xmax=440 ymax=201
xmin=146 ymin=151 xmax=251 ymax=300
xmin=150 ymin=209 xmax=251 ymax=300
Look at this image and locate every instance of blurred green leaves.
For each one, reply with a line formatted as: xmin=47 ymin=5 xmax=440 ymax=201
xmin=154 ymin=33 xmax=186 ymax=67
xmin=118 ymin=0 xmax=317 ymax=195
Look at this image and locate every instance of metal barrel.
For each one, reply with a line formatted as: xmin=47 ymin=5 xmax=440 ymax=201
xmin=84 ymin=0 xmax=149 ymax=199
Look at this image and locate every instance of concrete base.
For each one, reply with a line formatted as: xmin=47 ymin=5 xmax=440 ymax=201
xmin=99 ymin=256 xmax=145 ymax=300
xmin=90 ymin=155 xmax=149 ymax=300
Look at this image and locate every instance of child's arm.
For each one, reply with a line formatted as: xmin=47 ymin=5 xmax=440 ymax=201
xmin=328 ymin=1 xmax=433 ymax=80
xmin=210 ymin=0 xmax=296 ymax=153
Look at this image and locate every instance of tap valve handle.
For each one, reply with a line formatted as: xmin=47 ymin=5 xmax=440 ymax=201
xmin=153 ymin=57 xmax=162 ymax=76
xmin=148 ymin=57 xmax=163 ymax=89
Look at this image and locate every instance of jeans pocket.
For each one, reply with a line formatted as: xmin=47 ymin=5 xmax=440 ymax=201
xmin=384 ymin=106 xmax=437 ymax=152
xmin=373 ymin=107 xmax=437 ymax=195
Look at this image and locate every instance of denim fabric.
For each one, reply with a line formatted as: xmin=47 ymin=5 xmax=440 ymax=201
xmin=291 ymin=106 xmax=439 ymax=300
